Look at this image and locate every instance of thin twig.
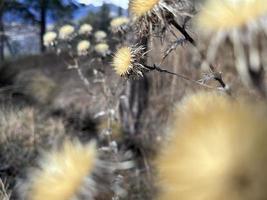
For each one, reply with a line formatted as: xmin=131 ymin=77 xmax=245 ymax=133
xmin=144 ymin=64 xmax=215 ymax=89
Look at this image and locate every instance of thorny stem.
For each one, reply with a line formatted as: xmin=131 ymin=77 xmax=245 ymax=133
xmin=167 ymin=16 xmax=228 ymax=90
xmin=168 ymin=17 xmax=195 ymax=46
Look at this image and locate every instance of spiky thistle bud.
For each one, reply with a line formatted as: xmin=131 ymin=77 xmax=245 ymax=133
xmin=79 ymin=23 xmax=93 ymax=35
xmin=94 ymin=31 xmax=107 ymax=43
xmin=20 ymin=140 xmax=99 ymax=200
xmin=156 ymin=92 xmax=267 ymax=200
xmin=59 ymin=25 xmax=75 ymax=40
xmin=111 ymin=45 xmax=147 ymax=78
xmin=43 ymin=31 xmax=57 ymax=47
xmin=77 ymin=40 xmax=91 ymax=56
xmin=94 ymin=43 xmax=110 ymax=57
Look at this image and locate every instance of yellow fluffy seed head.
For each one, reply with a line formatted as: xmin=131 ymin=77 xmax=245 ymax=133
xmin=95 ymin=43 xmax=109 ymax=55
xmin=129 ymin=0 xmax=160 ymax=17
xmin=43 ymin=31 xmax=57 ymax=46
xmin=77 ymin=40 xmax=90 ymax=56
xmin=112 ymin=47 xmax=133 ymax=76
xmin=156 ymin=92 xmax=267 ymax=200
xmin=59 ymin=25 xmax=75 ymax=40
xmin=27 ymin=140 xmax=97 ymax=200
xmin=197 ymin=0 xmax=267 ymax=31
xmin=79 ymin=23 xmax=93 ymax=35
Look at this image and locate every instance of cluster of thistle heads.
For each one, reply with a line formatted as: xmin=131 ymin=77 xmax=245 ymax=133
xmin=111 ymin=0 xmax=267 ymax=91
xmin=43 ymin=16 xmax=131 ymax=58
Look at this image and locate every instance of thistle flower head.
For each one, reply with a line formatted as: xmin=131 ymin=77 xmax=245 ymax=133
xmin=23 ymin=140 xmax=98 ymax=200
xmin=94 ymin=31 xmax=107 ymax=42
xmin=156 ymin=92 xmax=267 ymax=200
xmin=77 ymin=40 xmax=90 ymax=56
xmin=112 ymin=46 xmax=147 ymax=78
xmin=110 ymin=17 xmax=130 ymax=32
xmin=43 ymin=31 xmax=57 ymax=46
xmin=129 ymin=0 xmax=193 ymax=36
xmin=94 ymin=43 xmax=110 ymax=56
xmin=129 ymin=0 xmax=159 ymax=17
xmin=79 ymin=23 xmax=93 ymax=35
xmin=197 ymin=0 xmax=267 ymax=31
xmin=59 ymin=24 xmax=75 ymax=40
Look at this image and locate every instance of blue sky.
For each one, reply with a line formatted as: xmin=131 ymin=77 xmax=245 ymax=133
xmin=75 ymin=0 xmax=129 ymax=9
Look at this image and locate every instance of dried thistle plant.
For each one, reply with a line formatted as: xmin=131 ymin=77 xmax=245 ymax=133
xmin=197 ymin=0 xmax=267 ymax=93
xmin=129 ymin=0 xmax=194 ymax=39
xmin=156 ymin=91 xmax=267 ymax=200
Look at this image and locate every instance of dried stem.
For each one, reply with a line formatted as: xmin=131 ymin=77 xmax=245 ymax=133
xmin=144 ymin=64 xmax=216 ymax=89
xmin=166 ymin=15 xmax=228 ymax=91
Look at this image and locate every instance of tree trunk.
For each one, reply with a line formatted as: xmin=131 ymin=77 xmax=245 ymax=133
xmin=40 ymin=0 xmax=46 ymax=53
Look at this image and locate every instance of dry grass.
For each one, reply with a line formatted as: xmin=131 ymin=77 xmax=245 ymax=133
xmin=0 ymin=107 xmax=66 ymax=191
xmin=0 ymin=179 xmax=10 ymax=200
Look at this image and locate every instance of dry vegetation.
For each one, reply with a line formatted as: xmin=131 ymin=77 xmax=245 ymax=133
xmin=1 ymin=0 xmax=267 ymax=199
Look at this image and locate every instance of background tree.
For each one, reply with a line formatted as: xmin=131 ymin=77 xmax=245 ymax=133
xmin=23 ymin=0 xmax=78 ymax=52
xmin=83 ymin=3 xmax=111 ymax=32
xmin=0 ymin=0 xmax=35 ymax=61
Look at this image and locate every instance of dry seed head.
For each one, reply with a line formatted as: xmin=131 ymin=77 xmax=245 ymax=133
xmin=79 ymin=23 xmax=93 ymax=35
xmin=43 ymin=31 xmax=57 ymax=46
xmin=129 ymin=0 xmax=159 ymax=17
xmin=59 ymin=24 xmax=75 ymax=40
xmin=23 ymin=140 xmax=97 ymax=200
xmin=94 ymin=31 xmax=107 ymax=42
xmin=94 ymin=43 xmax=109 ymax=56
xmin=112 ymin=46 xmax=146 ymax=77
xmin=156 ymin=92 xmax=267 ymax=200
xmin=110 ymin=17 xmax=130 ymax=27
xmin=77 ymin=40 xmax=90 ymax=56
xmin=197 ymin=0 xmax=267 ymax=31
xmin=129 ymin=0 xmax=194 ymax=37
xmin=110 ymin=17 xmax=130 ymax=32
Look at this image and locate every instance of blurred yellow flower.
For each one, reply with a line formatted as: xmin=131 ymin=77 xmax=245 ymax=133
xmin=156 ymin=92 xmax=267 ymax=200
xmin=198 ymin=0 xmax=267 ymax=31
xmin=26 ymin=140 xmax=97 ymax=200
